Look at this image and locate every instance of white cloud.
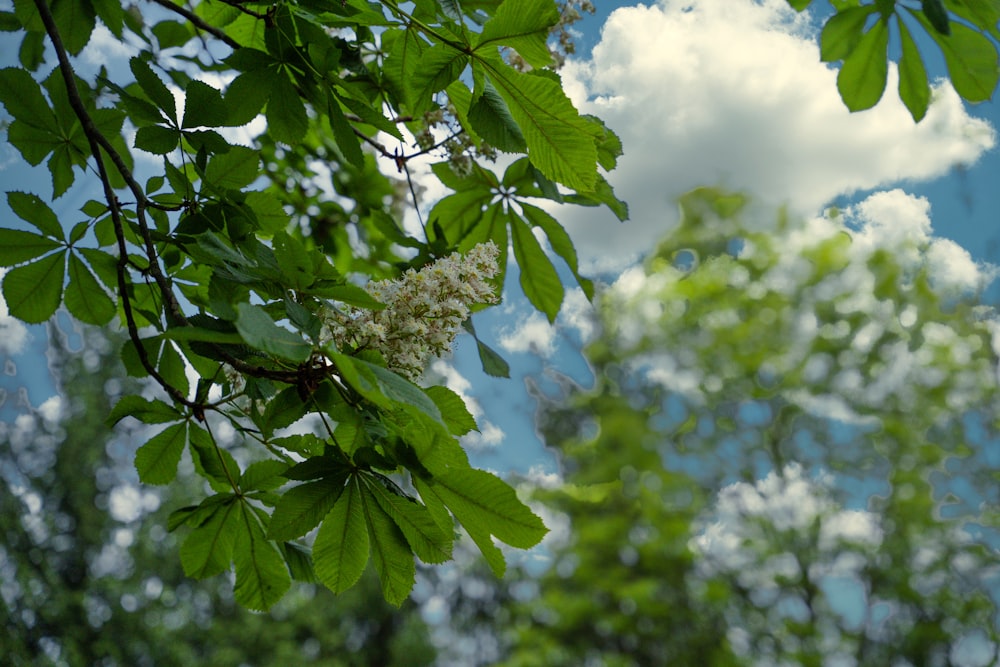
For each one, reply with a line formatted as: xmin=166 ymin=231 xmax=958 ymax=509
xmin=498 ymin=311 xmax=558 ymax=357
xmin=555 ymin=0 xmax=995 ymax=272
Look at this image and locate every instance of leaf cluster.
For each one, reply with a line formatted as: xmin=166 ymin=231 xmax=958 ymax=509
xmin=790 ymin=0 xmax=1000 ymax=120
xmin=0 ymin=0 xmax=618 ymax=609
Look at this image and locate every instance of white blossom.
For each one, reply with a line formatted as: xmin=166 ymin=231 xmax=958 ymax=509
xmin=321 ymin=242 xmax=500 ymax=381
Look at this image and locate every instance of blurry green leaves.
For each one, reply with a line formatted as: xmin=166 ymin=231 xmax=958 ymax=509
xmin=818 ymin=1 xmax=999 ymax=120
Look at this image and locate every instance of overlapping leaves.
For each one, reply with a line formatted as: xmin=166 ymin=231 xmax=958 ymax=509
xmin=800 ymin=0 xmax=1000 ymax=120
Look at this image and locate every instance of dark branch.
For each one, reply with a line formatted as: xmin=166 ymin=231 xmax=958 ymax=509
xmin=146 ymin=0 xmax=241 ymax=50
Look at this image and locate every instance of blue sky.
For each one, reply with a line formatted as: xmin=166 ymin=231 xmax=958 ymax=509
xmin=1 ymin=0 xmax=999 ymax=483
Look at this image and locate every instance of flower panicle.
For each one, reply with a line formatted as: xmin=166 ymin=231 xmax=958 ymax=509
xmin=321 ymin=242 xmax=500 ymax=381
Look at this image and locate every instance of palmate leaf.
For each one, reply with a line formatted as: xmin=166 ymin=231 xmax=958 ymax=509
xmin=233 ymin=502 xmax=292 ymax=611
xmin=408 ymin=44 xmax=469 ymax=114
xmin=2 ymin=251 xmax=65 ymax=323
xmin=313 ymin=476 xmax=370 ymax=594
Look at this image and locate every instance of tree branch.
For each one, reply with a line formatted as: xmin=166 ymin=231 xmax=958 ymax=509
xmin=146 ymin=0 xmax=241 ymax=50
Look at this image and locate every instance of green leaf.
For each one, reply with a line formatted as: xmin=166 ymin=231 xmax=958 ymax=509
xmin=468 ymin=76 xmax=528 ymax=152
xmin=562 ymin=173 xmax=629 ymax=222
xmin=521 ymin=201 xmax=593 ymax=299
xmin=330 ymin=353 xmax=445 ymax=425
xmin=898 ymin=19 xmax=931 ymax=122
xmin=326 ymin=91 xmax=365 ymax=168
xmin=107 ymin=395 xmax=182 ymax=426
xmin=267 ymin=73 xmax=308 ymax=144
xmin=134 ymin=125 xmax=179 ymax=154
xmin=233 ymin=503 xmax=291 ymax=611
xmin=922 ymin=0 xmax=951 ymax=35
xmin=820 ymin=6 xmax=878 ymax=62
xmin=2 ymin=252 xmax=65 ymax=323
xmin=313 ymin=476 xmax=370 ymax=594
xmin=367 ymin=478 xmax=453 ymax=564
xmin=64 ymin=253 xmax=115 ymax=325
xmin=409 ymin=45 xmax=470 ymax=113
xmin=463 ymin=318 xmax=511 ymax=378
xmin=52 ymin=0 xmax=96 ymax=55
xmin=7 ymin=121 xmax=61 ymax=166
xmin=130 ymin=57 xmax=177 ymax=121
xmin=205 ymin=146 xmax=260 ymax=190
xmin=244 ymin=191 xmax=290 ymax=235
xmin=510 ymin=212 xmax=563 ymax=322
xmin=0 ymin=229 xmax=61 ymax=266
xmin=0 ymin=67 xmax=58 ymax=132
xmin=135 ymin=422 xmax=188 ymax=485
xmin=240 ymin=459 xmax=290 ymax=492
xmin=474 ymin=0 xmax=558 ymax=68
xmin=280 ymin=541 xmax=317 ymax=583
xmin=180 ymin=496 xmax=239 ymax=578
xmin=837 ymin=17 xmax=889 ymax=111
xmin=188 ymin=426 xmax=241 ymax=493
xmin=415 ymin=476 xmax=506 ymax=577
xmin=8 ymin=191 xmax=64 ymax=239
xmin=225 ymin=68 xmax=272 ymax=126
xmin=360 ymin=481 xmax=416 ymax=606
xmin=483 ymin=64 xmax=598 ymax=191
xmin=235 ymin=303 xmax=313 ymax=363
xmin=261 ymin=385 xmax=310 ymax=437
xmin=182 ymin=79 xmax=228 ymax=129
xmin=920 ymin=17 xmax=1000 ymax=102
xmin=424 ymin=385 xmax=477 ymax=436
xmin=430 ymin=468 xmax=548 ymax=549
xmin=268 ymin=474 xmax=350 ymax=541
xmin=152 ymin=19 xmax=192 ymax=48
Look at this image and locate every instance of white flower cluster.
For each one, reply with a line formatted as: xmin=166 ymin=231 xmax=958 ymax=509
xmin=322 ymin=242 xmax=500 ymax=381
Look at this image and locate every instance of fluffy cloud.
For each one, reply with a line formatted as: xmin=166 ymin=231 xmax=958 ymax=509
xmin=498 ymin=311 xmax=558 ymax=357
xmin=556 ymin=0 xmax=995 ymax=272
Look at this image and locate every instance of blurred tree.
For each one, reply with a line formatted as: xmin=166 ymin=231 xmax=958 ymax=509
xmin=0 ymin=324 xmax=436 ymax=666
xmin=493 ymin=189 xmax=1000 ymax=667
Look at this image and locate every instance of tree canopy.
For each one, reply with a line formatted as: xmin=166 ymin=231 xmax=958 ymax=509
xmin=0 ymin=0 xmax=997 ymax=615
